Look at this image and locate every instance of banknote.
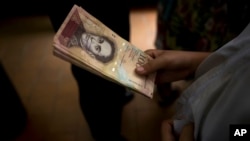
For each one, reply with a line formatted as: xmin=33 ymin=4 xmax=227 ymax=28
xmin=53 ymin=5 xmax=156 ymax=98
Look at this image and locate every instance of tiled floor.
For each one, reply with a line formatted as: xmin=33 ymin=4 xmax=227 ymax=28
xmin=0 ymin=8 xmax=177 ymax=141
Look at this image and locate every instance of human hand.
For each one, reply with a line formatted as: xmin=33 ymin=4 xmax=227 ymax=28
xmin=135 ymin=49 xmax=210 ymax=84
xmin=161 ymin=120 xmax=194 ymax=141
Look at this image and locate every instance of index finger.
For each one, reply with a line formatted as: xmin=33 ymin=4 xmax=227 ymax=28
xmin=144 ymin=49 xmax=165 ymax=59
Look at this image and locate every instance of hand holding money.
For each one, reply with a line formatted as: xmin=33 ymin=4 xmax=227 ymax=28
xmin=53 ymin=5 xmax=156 ymax=98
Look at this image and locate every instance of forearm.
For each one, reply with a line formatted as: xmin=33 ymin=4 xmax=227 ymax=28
xmin=187 ymin=51 xmax=211 ymax=78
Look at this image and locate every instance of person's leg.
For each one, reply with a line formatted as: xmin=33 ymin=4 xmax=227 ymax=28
xmin=47 ymin=1 xmax=132 ymax=140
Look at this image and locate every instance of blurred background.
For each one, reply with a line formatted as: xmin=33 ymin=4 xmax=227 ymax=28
xmin=0 ymin=1 xmax=178 ymax=141
xmin=0 ymin=0 xmax=157 ymax=19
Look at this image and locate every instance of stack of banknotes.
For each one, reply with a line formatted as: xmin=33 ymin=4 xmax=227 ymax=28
xmin=53 ymin=5 xmax=156 ymax=98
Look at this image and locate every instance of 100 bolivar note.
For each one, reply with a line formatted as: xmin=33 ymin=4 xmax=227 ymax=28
xmin=53 ymin=5 xmax=156 ymax=98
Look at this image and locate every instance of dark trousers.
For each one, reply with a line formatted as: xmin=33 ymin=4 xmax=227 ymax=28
xmin=48 ymin=1 xmax=130 ymax=140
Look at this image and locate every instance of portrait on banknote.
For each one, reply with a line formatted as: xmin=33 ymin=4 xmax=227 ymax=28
xmin=63 ymin=16 xmax=116 ymax=63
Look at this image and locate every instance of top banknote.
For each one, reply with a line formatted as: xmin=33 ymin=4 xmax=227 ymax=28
xmin=53 ymin=5 xmax=156 ymax=98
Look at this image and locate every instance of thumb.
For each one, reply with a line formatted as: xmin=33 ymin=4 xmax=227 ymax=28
xmin=161 ymin=120 xmax=175 ymax=141
xmin=135 ymin=55 xmax=166 ymax=75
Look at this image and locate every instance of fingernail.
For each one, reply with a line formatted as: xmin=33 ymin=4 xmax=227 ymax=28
xmin=136 ymin=66 xmax=144 ymax=72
